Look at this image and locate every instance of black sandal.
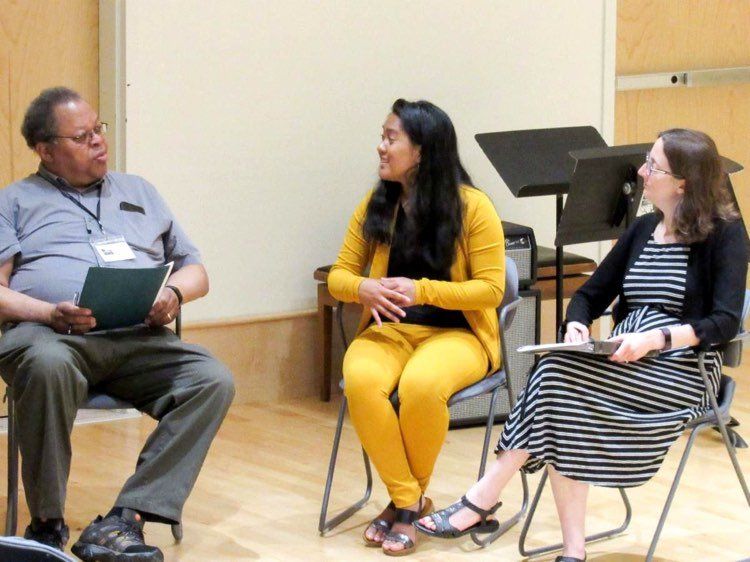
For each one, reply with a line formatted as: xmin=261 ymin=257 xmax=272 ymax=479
xmin=413 ymin=495 xmax=501 ymax=539
xmin=363 ymin=501 xmax=395 ymax=547
xmin=554 ymin=557 xmax=586 ymax=562
xmin=382 ymin=497 xmax=433 ymax=557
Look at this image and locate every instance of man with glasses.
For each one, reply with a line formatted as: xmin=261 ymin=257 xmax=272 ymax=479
xmin=0 ymin=87 xmax=235 ymax=562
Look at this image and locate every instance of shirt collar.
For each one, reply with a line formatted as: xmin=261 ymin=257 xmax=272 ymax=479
xmin=37 ymin=165 xmax=105 ymax=194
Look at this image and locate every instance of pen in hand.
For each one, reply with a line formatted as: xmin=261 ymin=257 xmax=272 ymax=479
xmin=67 ymin=292 xmax=79 ymax=335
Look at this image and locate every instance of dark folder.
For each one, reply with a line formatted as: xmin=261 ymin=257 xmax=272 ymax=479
xmin=78 ymin=263 xmax=173 ymax=331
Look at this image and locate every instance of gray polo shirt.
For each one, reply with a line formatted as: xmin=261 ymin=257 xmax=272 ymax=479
xmin=0 ymin=167 xmax=201 ymax=305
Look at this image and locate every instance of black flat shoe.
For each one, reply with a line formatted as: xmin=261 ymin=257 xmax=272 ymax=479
xmin=555 ymin=556 xmax=586 ymax=562
xmin=413 ymin=495 xmax=501 ymax=539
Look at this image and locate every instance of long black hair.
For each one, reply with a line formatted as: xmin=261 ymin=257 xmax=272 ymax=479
xmin=363 ymin=99 xmax=473 ymax=272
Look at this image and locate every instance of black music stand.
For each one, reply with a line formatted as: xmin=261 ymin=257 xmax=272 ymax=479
xmin=476 ymin=127 xmax=747 ymax=337
xmin=558 ymin=146 xmax=746 ymax=246
xmin=476 ymin=126 xmax=607 ymax=334
xmin=555 ymin=144 xmax=649 ymax=247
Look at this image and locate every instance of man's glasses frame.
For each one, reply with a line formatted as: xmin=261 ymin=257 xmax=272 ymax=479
xmin=51 ymin=122 xmax=108 ymax=145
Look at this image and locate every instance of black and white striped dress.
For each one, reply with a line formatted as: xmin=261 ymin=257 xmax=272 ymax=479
xmin=498 ymin=237 xmax=721 ymax=487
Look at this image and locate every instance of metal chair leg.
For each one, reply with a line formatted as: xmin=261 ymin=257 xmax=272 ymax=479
xmin=727 ymin=428 xmax=748 ymax=449
xmin=471 ymin=386 xmax=530 ymax=547
xmin=713 ymin=414 xmax=747 ymax=448
xmin=698 ymin=367 xmax=750 ymax=511
xmin=646 ymin=355 xmax=750 ymax=561
xmin=476 ymin=387 xmax=499 ymax=481
xmin=319 ymin=396 xmax=373 ymax=534
xmin=6 ymin=391 xmax=18 ymax=536
xmin=518 ymin=469 xmax=632 ymax=557
xmin=645 ymin=423 xmax=704 ymax=562
xmin=645 ymin=356 xmax=750 ymax=561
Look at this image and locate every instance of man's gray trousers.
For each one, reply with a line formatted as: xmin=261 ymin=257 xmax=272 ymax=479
xmin=0 ymin=322 xmax=235 ymax=523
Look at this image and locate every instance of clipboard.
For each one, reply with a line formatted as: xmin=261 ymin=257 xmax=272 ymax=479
xmin=518 ymin=339 xmax=659 ymax=357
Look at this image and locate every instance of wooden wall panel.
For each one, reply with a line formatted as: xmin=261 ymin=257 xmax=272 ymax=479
xmin=0 ymin=0 xmax=98 ymax=182
xmin=617 ymin=0 xmax=750 ymax=75
xmin=0 ymin=1 xmax=98 ymax=416
xmin=0 ymin=28 xmax=10 ymax=189
xmin=615 ymin=84 xmax=750 ymax=222
xmin=182 ymin=314 xmax=320 ymax=405
xmin=616 ymin=0 xmax=750 ymax=283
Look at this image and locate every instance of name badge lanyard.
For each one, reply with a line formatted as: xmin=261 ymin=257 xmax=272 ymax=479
xmin=57 ymin=186 xmax=105 ymax=234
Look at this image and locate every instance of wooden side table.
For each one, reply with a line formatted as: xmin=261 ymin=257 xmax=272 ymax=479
xmin=314 ymin=266 xmax=337 ymax=401
xmin=533 ymin=246 xmax=596 ymax=300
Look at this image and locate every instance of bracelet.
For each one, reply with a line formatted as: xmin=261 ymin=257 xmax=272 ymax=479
xmin=659 ymin=327 xmax=672 ymax=350
xmin=165 ymin=285 xmax=184 ymax=306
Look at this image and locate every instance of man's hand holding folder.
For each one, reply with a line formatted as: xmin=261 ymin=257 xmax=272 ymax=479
xmin=77 ymin=263 xmax=174 ymax=331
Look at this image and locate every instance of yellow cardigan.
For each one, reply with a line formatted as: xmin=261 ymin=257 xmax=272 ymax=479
xmin=328 ymin=185 xmax=505 ymax=372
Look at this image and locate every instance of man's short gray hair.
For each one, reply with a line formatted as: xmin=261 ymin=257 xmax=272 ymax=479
xmin=21 ymin=87 xmax=83 ymax=148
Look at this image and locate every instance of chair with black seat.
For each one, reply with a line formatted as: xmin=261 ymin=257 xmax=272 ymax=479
xmin=319 ymin=257 xmax=530 ymax=546
xmin=4 ymin=314 xmax=184 ymax=543
xmin=518 ymin=290 xmax=750 ymax=561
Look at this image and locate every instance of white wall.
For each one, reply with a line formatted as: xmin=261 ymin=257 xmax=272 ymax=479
xmin=122 ymin=0 xmax=614 ymax=321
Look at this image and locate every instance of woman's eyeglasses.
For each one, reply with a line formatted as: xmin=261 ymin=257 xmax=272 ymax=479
xmin=645 ymin=152 xmax=683 ymax=179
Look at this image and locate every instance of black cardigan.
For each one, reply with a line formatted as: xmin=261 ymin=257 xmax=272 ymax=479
xmin=565 ymin=213 xmax=748 ymax=350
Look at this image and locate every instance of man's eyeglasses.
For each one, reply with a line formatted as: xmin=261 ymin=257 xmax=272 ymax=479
xmin=645 ymin=152 xmax=683 ymax=179
xmin=52 ymin=122 xmax=108 ymax=145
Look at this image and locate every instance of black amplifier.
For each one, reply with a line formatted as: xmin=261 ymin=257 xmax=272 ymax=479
xmin=502 ymin=221 xmax=536 ymax=289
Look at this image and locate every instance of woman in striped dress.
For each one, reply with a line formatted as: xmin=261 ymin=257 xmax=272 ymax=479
xmin=415 ymin=129 xmax=747 ymax=562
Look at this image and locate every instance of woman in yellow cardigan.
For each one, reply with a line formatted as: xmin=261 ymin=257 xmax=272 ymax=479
xmin=327 ymin=98 xmax=505 ymax=556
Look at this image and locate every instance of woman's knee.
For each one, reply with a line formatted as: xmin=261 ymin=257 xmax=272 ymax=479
xmin=342 ymin=352 xmax=395 ymax=401
xmin=342 ymin=367 xmax=393 ymax=403
xmin=528 ymin=357 xmax=558 ymax=386
xmin=396 ymin=371 xmax=446 ymax=408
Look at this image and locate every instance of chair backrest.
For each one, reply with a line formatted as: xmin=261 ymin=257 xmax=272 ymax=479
xmin=722 ymin=288 xmax=750 ymax=368
xmin=499 ymin=257 xmax=520 ymax=331
xmin=446 ymin=258 xmax=521 ymax=405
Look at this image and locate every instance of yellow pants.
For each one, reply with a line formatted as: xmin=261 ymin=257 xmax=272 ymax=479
xmin=343 ymin=322 xmax=488 ymax=507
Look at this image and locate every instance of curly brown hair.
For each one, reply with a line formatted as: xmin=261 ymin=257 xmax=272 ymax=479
xmin=658 ymin=128 xmax=739 ymax=243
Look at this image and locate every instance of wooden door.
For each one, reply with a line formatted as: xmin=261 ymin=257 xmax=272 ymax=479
xmin=0 ymin=0 xmax=99 ymax=183
xmin=616 ymin=0 xmax=750 ymax=218
xmin=0 ymin=0 xmax=99 ymax=416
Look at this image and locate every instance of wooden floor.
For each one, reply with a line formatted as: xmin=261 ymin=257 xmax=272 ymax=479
xmin=1 ymin=366 xmax=750 ymax=561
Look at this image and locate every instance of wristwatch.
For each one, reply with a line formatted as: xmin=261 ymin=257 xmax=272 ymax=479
xmin=659 ymin=327 xmax=672 ymax=350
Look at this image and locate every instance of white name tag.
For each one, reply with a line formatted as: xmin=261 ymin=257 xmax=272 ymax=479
xmin=91 ymin=236 xmax=136 ymax=262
